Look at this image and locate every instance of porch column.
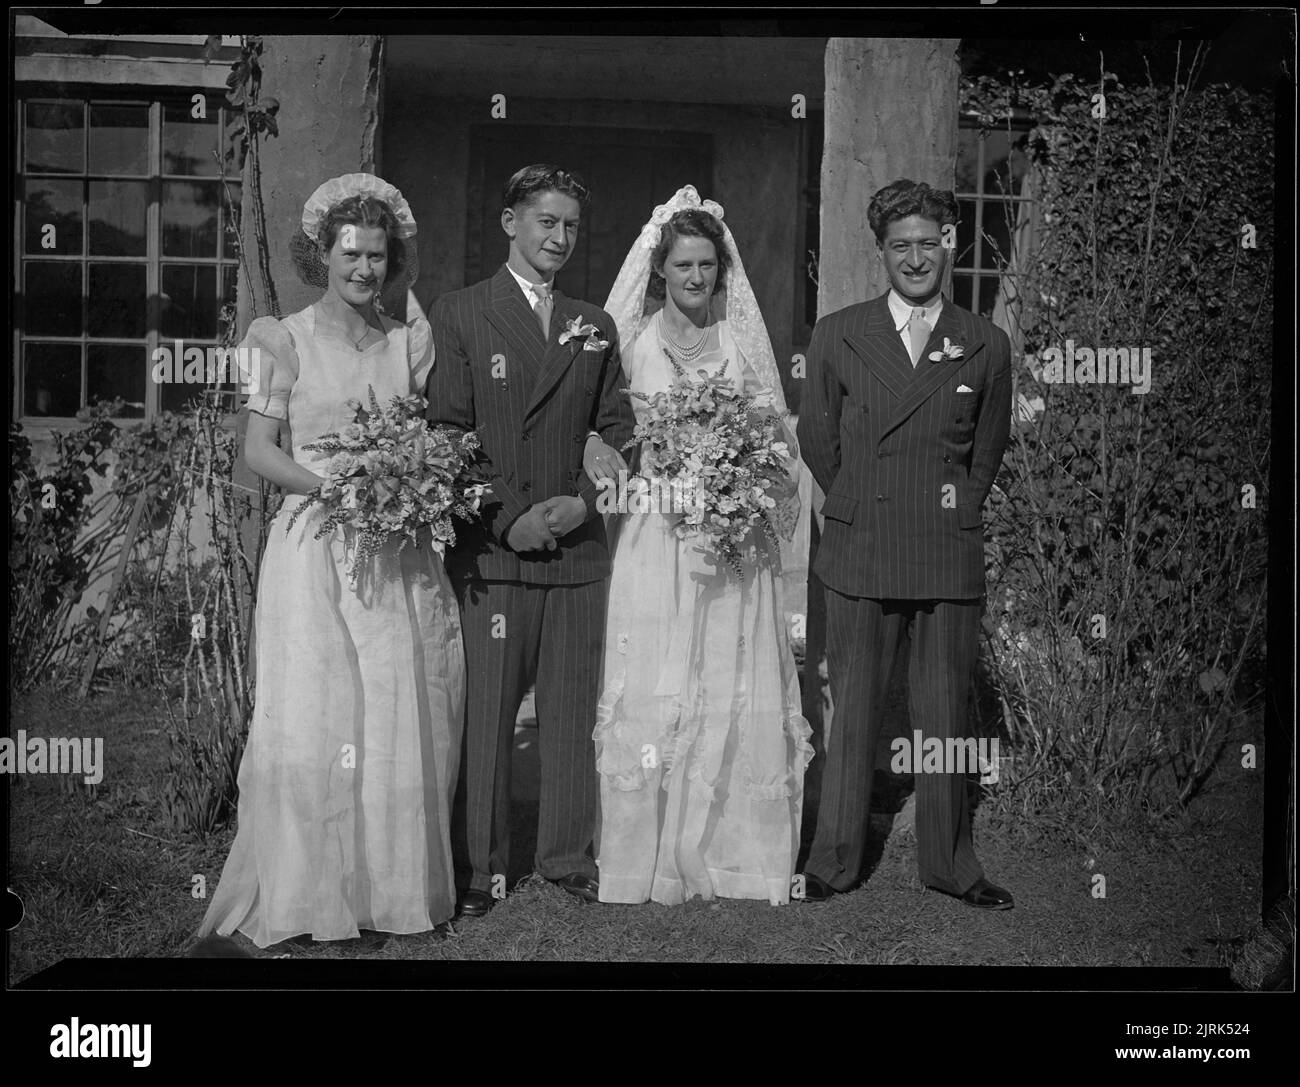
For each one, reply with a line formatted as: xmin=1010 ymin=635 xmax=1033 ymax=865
xmin=802 ymin=37 xmax=959 ymax=843
xmin=236 ymin=34 xmax=386 ymax=327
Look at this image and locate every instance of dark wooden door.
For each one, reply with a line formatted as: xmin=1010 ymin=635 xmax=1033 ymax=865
xmin=466 ymin=124 xmax=713 ymax=306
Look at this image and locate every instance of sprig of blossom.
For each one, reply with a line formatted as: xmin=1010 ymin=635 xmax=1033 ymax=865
xmin=286 ymin=385 xmax=486 ymax=590
xmin=928 ymin=338 xmax=965 ymax=363
xmin=558 ymin=316 xmax=610 ymax=351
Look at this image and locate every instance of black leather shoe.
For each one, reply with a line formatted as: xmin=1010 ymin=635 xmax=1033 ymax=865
xmin=187 ymin=935 xmax=252 ymax=958
xmin=930 ymin=877 xmax=1014 ymax=910
xmin=549 ymin=873 xmax=600 ymax=903
xmin=457 ymin=888 xmax=497 ymax=918
xmin=797 ymin=872 xmax=837 ymax=902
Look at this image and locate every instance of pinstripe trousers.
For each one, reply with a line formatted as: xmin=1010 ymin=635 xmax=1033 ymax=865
xmin=806 ymin=592 xmax=986 ymax=895
xmin=451 ymin=577 xmax=605 ymax=892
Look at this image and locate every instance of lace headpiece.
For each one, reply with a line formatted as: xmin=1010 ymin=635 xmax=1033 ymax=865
xmin=636 ymin=185 xmax=726 ymax=252
xmin=300 ymin=172 xmax=417 ymax=242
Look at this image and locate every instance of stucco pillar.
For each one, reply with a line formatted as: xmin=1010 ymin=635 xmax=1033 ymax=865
xmin=235 ymin=34 xmax=385 ymax=328
xmin=801 ymin=38 xmax=960 ymax=844
xmin=818 ymin=37 xmax=960 ymax=309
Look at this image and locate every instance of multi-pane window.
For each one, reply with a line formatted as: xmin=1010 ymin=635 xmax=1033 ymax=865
xmin=951 ymin=116 xmax=1036 ymax=317
xmin=17 ymin=92 xmax=243 ymax=421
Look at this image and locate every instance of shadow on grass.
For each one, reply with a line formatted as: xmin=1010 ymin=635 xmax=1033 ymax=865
xmin=8 ymin=678 xmax=1267 ymax=975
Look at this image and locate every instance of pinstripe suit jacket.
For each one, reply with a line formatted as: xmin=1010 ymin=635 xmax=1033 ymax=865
xmin=797 ymin=293 xmax=1012 ymax=599
xmin=427 ymin=265 xmax=636 ymax=584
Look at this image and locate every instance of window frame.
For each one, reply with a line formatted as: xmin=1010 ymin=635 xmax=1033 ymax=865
xmin=15 ymin=85 xmax=244 ymax=429
xmin=950 ymin=111 xmax=1038 ymax=322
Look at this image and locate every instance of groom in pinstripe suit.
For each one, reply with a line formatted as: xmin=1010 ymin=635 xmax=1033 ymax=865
xmin=796 ymin=179 xmax=1015 ymax=908
xmin=427 ymin=165 xmax=635 ymax=916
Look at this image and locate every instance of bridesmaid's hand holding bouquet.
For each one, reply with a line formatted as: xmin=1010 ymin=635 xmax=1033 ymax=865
xmin=287 ymin=385 xmax=486 ymax=590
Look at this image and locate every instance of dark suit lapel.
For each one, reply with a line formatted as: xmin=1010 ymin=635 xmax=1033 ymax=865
xmin=882 ymin=302 xmax=986 ymax=437
xmin=524 ymin=289 xmax=584 ymax=419
xmin=484 ymin=266 xmax=547 ymax=383
xmin=843 ymin=295 xmax=912 ymax=401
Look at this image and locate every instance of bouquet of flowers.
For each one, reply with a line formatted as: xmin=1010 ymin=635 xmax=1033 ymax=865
xmin=625 ymin=357 xmax=794 ymax=579
xmin=286 ymin=385 xmax=486 ymax=590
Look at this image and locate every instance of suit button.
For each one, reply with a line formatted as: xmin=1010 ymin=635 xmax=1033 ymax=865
xmin=522 ymin=482 xmax=532 ymax=492
xmin=943 ymin=454 xmax=952 ymax=463
xmin=585 ymin=387 xmax=594 ymax=395
xmin=877 ymin=451 xmax=885 ymax=460
xmin=860 ymin=406 xmax=868 ymax=414
xmin=876 ymin=494 xmax=885 ymax=502
xmin=522 ymin=431 xmax=531 ymax=442
xmin=573 ymin=434 xmax=583 ymax=443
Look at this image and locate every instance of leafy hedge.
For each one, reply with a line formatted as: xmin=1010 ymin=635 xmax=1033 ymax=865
xmin=964 ymin=59 xmax=1272 ymax=817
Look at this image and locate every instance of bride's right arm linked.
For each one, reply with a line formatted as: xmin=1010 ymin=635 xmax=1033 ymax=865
xmin=530 ymin=315 xmax=635 ymax=546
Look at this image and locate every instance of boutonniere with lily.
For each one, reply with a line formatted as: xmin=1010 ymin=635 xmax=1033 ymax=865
xmin=558 ymin=316 xmax=610 ymax=352
xmin=928 ymin=338 xmax=965 ymax=363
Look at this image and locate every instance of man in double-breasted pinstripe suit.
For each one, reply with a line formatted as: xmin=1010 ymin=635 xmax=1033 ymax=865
xmin=427 ymin=166 xmax=636 ymax=916
xmin=796 ymin=179 xmax=1015 ymax=908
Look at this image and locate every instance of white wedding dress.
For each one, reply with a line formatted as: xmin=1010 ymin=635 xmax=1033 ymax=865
xmin=594 ymin=311 xmax=813 ymax=905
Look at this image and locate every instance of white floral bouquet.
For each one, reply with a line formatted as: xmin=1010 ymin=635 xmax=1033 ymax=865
xmin=286 ymin=385 xmax=486 ymax=589
xmin=625 ymin=357 xmax=794 ymax=579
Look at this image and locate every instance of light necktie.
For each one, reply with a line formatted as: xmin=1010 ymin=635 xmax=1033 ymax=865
xmin=533 ymin=282 xmax=553 ymax=340
xmin=907 ymin=306 xmax=930 ymax=367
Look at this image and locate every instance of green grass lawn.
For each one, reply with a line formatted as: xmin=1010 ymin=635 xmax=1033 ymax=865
xmin=7 ymin=684 xmax=1263 ymax=981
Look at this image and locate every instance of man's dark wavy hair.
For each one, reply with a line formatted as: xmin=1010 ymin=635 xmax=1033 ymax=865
xmin=502 ymin=164 xmax=592 ymax=213
xmin=867 ymin=179 xmax=959 ymax=242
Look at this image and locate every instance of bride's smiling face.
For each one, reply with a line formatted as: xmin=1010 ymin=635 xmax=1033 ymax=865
xmin=659 ymin=235 xmax=718 ymax=317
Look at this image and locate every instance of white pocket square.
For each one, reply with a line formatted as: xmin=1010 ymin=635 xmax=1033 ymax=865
xmin=956 ymin=384 xmax=975 ymax=393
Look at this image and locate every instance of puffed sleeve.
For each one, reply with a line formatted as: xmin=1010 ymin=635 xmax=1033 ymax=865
xmin=407 ymin=314 xmax=435 ymax=392
xmin=242 ymin=317 xmax=300 ymax=420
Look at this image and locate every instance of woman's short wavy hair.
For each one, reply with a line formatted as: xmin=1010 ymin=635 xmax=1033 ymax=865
xmin=867 ymin=179 xmax=959 ymax=242
xmin=647 ymin=208 xmax=732 ymax=301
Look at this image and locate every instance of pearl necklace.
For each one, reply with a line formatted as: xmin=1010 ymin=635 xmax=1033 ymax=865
xmin=662 ymin=317 xmax=711 ymax=362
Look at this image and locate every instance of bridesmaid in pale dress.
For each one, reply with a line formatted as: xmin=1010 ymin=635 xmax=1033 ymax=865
xmin=195 ymin=174 xmax=464 ymax=950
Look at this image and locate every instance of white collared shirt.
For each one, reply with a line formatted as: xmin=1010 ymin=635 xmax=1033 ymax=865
xmin=506 ymin=264 xmax=554 ymax=311
xmin=887 ymin=288 xmax=943 ymax=362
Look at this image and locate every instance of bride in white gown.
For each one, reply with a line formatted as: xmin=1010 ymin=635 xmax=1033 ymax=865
xmin=588 ymin=186 xmax=812 ymax=906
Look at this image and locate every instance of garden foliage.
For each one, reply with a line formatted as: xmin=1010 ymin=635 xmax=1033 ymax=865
xmin=964 ymin=57 xmax=1272 ymax=817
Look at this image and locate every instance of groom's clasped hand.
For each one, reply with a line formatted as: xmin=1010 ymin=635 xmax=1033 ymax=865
xmin=506 ymin=495 xmax=586 ymax=551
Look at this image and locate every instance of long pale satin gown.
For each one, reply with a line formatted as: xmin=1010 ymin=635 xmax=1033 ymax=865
xmin=198 ymin=305 xmax=464 ymax=947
